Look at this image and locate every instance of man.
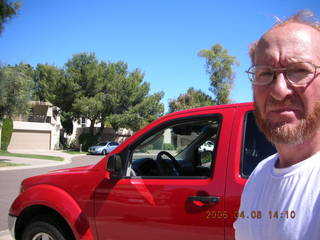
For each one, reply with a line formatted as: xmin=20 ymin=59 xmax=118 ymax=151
xmin=234 ymin=10 xmax=320 ymax=239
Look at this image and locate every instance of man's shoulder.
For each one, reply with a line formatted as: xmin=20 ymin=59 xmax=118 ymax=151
xmin=240 ymin=153 xmax=278 ymax=200
xmin=249 ymin=153 xmax=278 ymax=179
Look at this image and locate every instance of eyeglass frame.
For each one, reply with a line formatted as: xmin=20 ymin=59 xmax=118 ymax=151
xmin=245 ymin=62 xmax=320 ymax=86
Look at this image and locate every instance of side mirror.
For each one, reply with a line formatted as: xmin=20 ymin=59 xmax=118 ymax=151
xmin=107 ymin=154 xmax=122 ymax=178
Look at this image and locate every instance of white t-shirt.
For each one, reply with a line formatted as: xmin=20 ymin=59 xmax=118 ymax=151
xmin=234 ymin=152 xmax=320 ymax=240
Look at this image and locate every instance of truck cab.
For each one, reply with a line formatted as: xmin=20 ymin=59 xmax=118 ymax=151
xmin=9 ymin=102 xmax=276 ymax=240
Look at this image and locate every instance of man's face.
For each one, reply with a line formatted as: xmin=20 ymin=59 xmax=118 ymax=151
xmin=253 ymin=23 xmax=320 ymax=145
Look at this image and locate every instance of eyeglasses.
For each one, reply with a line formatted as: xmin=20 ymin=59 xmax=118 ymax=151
xmin=246 ymin=62 xmax=320 ymax=86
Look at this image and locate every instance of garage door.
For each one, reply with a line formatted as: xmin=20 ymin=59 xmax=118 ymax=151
xmin=8 ymin=130 xmax=51 ymax=150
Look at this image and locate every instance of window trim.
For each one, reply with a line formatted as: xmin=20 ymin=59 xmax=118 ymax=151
xmin=240 ymin=111 xmax=251 ymax=179
xmin=240 ymin=111 xmax=276 ymax=178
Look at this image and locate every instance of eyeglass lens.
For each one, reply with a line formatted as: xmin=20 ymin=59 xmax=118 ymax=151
xmin=250 ymin=62 xmax=316 ymax=86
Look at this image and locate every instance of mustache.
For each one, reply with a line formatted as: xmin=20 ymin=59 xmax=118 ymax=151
xmin=254 ymin=101 xmax=320 ymax=145
xmin=266 ymin=96 xmax=304 ymax=110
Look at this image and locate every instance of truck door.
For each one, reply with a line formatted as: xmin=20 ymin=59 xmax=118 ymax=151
xmin=224 ymin=108 xmax=277 ymax=240
xmin=94 ymin=109 xmax=234 ymax=240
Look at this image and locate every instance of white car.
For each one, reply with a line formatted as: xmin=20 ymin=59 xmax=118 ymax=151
xmin=198 ymin=140 xmax=214 ymax=152
xmin=88 ymin=141 xmax=119 ymax=155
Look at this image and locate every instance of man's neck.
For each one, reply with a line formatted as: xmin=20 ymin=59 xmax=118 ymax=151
xmin=275 ymin=130 xmax=320 ymax=168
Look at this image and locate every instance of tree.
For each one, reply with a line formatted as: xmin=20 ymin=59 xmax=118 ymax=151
xmin=106 ymin=90 xmax=164 ymax=132
xmin=37 ymin=53 xmax=164 ymax=136
xmin=34 ymin=64 xmax=67 ymax=103
xmin=198 ymin=44 xmax=239 ymax=105
xmin=69 ymin=56 xmax=164 ymax=134
xmin=99 ymin=61 xmax=164 ymax=133
xmin=168 ymin=87 xmax=215 ymax=113
xmin=72 ymin=93 xmax=104 ymax=134
xmin=35 ymin=54 xmax=105 ymax=135
xmin=33 ymin=63 xmax=76 ymax=134
xmin=0 ymin=0 xmax=20 ymax=35
xmin=0 ymin=117 xmax=12 ymax=150
xmin=0 ymin=63 xmax=32 ymax=121
xmin=65 ymin=53 xmax=106 ymax=134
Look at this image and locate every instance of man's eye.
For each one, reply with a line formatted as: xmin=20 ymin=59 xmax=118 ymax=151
xmin=290 ymin=68 xmax=311 ymax=74
xmin=257 ymin=71 xmax=273 ymax=78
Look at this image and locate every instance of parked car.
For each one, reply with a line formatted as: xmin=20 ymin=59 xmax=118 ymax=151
xmin=198 ymin=140 xmax=214 ymax=152
xmin=8 ymin=103 xmax=276 ymax=240
xmin=88 ymin=141 xmax=119 ymax=155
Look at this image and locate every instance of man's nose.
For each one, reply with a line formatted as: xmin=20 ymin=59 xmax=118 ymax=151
xmin=269 ymin=72 xmax=293 ymax=101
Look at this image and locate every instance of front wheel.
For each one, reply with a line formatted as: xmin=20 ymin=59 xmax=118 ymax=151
xmin=21 ymin=219 xmax=68 ymax=240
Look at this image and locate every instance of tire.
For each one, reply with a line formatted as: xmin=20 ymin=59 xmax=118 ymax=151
xmin=21 ymin=218 xmax=68 ymax=240
xmin=102 ymin=149 xmax=107 ymax=155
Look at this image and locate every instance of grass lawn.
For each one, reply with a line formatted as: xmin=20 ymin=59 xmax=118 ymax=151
xmin=0 ymin=151 xmax=64 ymax=161
xmin=0 ymin=162 xmax=27 ymax=167
xmin=62 ymin=150 xmax=87 ymax=155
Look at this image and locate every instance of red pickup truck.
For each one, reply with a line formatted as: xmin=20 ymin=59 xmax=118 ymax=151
xmin=8 ymin=102 xmax=276 ymax=240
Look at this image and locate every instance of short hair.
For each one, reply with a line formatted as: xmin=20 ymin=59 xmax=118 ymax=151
xmin=249 ymin=10 xmax=320 ymax=64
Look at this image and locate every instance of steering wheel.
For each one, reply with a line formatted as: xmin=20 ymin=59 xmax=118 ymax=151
xmin=156 ymin=151 xmax=182 ymax=176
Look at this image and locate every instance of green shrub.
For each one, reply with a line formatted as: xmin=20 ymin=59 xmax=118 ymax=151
xmin=201 ymin=151 xmax=212 ymax=163
xmin=79 ymin=133 xmax=98 ymax=151
xmin=162 ymin=143 xmax=175 ymax=150
xmin=1 ymin=118 xmax=13 ymax=151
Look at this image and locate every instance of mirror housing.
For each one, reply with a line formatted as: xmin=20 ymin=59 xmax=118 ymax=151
xmin=107 ymin=154 xmax=122 ymax=178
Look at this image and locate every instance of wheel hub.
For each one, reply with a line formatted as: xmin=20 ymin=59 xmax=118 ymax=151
xmin=32 ymin=232 xmax=54 ymax=240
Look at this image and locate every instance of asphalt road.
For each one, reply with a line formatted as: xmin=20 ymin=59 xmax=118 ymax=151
xmin=0 ymin=154 xmax=103 ymax=231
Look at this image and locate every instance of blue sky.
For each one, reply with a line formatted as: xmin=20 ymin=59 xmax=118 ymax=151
xmin=0 ymin=0 xmax=319 ymax=112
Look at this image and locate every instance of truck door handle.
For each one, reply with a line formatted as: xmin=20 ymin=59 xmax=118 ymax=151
xmin=187 ymin=196 xmax=220 ymax=203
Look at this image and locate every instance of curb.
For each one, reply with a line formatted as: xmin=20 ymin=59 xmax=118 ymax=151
xmin=0 ymin=157 xmax=72 ymax=171
xmin=0 ymin=152 xmax=85 ymax=171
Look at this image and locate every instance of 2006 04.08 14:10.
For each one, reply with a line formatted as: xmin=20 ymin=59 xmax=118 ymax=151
xmin=206 ymin=210 xmax=296 ymax=220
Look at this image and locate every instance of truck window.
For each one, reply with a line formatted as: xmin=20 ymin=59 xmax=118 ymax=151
xmin=241 ymin=111 xmax=277 ymax=178
xmin=127 ymin=116 xmax=221 ymax=178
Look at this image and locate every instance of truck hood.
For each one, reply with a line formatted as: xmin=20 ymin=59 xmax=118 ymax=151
xmin=21 ymin=164 xmax=101 ymax=192
xmin=49 ymin=164 xmax=95 ymax=173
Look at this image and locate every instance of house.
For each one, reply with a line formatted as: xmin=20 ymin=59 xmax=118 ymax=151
xmin=64 ymin=118 xmax=133 ymax=148
xmin=8 ymin=101 xmax=133 ymax=151
xmin=8 ymin=101 xmax=61 ymax=151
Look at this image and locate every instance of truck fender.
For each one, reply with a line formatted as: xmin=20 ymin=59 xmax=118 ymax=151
xmin=11 ymin=184 xmax=94 ymax=240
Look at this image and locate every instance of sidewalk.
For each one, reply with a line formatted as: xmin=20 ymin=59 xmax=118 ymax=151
xmin=0 ymin=150 xmax=84 ymax=171
xmin=0 ymin=230 xmax=11 ymax=240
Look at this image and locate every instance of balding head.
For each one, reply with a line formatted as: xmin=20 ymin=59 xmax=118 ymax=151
xmin=254 ymin=22 xmax=320 ymax=66
xmin=249 ymin=10 xmax=320 ymax=65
